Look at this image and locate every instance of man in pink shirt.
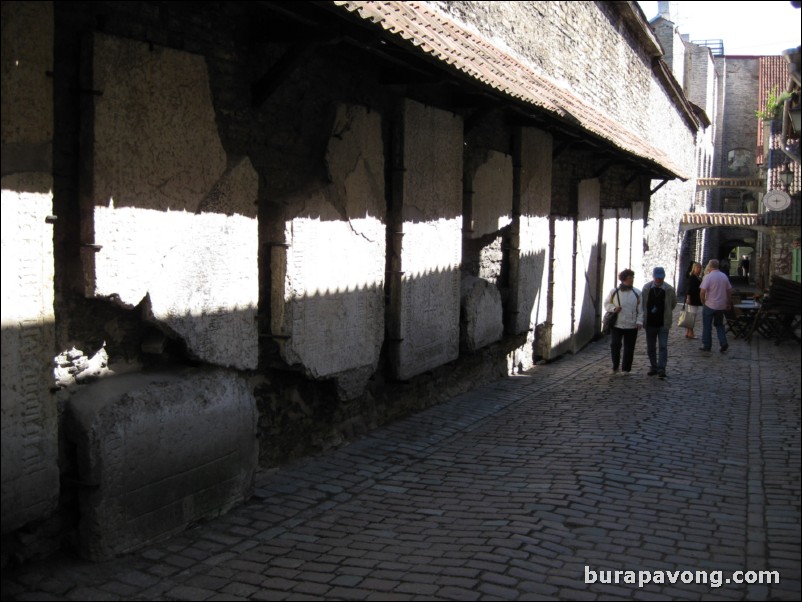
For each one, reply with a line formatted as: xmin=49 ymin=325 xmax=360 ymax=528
xmin=699 ymin=259 xmax=733 ymax=353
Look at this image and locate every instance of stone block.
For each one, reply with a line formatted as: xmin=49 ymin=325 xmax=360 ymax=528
xmin=84 ymin=34 xmax=258 ymax=370
xmin=460 ymin=275 xmax=504 ymax=352
xmin=64 ymin=369 xmax=257 ymax=560
xmin=574 ymin=179 xmax=600 ymax=351
xmin=1 ymin=174 xmax=58 ymax=534
xmin=389 ymin=100 xmax=462 ymax=380
xmin=539 ymin=217 xmax=575 ymax=360
xmin=270 ymin=105 xmax=385 ymax=399
xmin=508 ymin=128 xmax=551 ymax=347
xmin=1 ymin=1 xmax=53 ymax=148
xmin=466 ymin=149 xmax=512 ymax=238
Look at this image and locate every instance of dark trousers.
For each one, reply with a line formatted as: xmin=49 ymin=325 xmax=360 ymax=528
xmin=644 ymin=326 xmax=669 ymax=370
xmin=610 ymin=327 xmax=638 ymax=372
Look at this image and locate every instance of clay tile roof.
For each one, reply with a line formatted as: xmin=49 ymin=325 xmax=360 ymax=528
xmin=332 ymin=1 xmax=690 ymax=180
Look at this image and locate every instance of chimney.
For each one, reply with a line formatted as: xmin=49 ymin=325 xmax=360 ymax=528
xmin=658 ymin=1 xmax=672 ymax=21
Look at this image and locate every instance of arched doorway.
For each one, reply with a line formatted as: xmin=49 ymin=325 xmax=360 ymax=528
xmin=678 ymin=216 xmax=770 ymax=295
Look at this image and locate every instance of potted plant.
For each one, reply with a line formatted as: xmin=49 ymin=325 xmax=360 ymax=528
xmin=756 ymin=86 xmax=793 ymax=121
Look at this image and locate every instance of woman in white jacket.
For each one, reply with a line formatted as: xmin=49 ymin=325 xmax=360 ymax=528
xmin=605 ymin=269 xmax=643 ymax=375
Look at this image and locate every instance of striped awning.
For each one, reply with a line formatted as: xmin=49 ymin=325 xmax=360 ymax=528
xmin=696 ymin=177 xmax=765 ymax=191
xmin=681 ymin=213 xmax=761 ymax=227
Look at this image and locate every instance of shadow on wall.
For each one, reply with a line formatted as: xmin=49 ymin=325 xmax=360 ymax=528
xmin=508 ymin=247 xmax=548 ymax=367
xmin=583 ymin=238 xmax=607 ymax=342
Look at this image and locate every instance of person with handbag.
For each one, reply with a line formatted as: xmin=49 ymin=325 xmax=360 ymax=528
xmin=641 ymin=267 xmax=678 ymax=378
xmin=604 ymin=269 xmax=642 ymax=376
xmin=681 ymin=262 xmax=703 ymax=339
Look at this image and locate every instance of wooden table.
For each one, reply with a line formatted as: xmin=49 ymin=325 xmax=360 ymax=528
xmin=730 ymin=303 xmax=760 ymax=339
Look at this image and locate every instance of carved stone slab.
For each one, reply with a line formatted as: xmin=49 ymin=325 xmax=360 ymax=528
xmin=1 ymin=1 xmax=58 ymax=534
xmin=510 ymin=129 xmax=552 ymax=337
xmin=85 ymin=34 xmax=258 ymax=369
xmin=631 ymin=201 xmax=645 ymax=278
xmin=390 ymin=101 xmax=462 ymax=380
xmin=460 ymin=275 xmax=504 ymax=352
xmin=64 ymin=369 xmax=258 ymax=561
xmin=574 ymin=179 xmax=600 ymax=351
xmin=616 ymin=207 xmax=633 ymax=275
xmin=467 ymin=149 xmax=513 ymax=238
xmin=1 ymin=175 xmax=58 ymax=533
xmin=600 ymin=208 xmax=620 ymax=315
xmin=543 ymin=217 xmax=575 ymax=359
xmin=271 ymin=105 xmax=385 ymax=399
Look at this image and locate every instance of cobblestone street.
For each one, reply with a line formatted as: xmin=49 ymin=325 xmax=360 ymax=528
xmin=2 ymin=326 xmax=800 ymax=601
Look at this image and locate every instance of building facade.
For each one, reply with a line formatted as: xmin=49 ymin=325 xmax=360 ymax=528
xmin=650 ymin=2 xmax=801 ymax=292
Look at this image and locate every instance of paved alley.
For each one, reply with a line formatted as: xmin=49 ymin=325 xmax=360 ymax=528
xmin=2 ymin=325 xmax=800 ymax=601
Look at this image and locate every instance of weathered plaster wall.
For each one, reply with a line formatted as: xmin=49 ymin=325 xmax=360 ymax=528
xmin=1 ymin=1 xmax=59 ymax=534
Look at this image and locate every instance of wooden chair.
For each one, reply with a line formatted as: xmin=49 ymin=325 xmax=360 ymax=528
xmin=724 ymin=304 xmax=751 ymax=339
xmin=745 ymin=276 xmax=801 ymax=344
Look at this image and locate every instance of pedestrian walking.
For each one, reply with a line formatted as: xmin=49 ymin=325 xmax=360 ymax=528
xmin=739 ymin=255 xmax=750 ymax=279
xmin=605 ymin=269 xmax=642 ymax=375
xmin=641 ymin=266 xmax=677 ymax=378
xmin=682 ymin=262 xmax=703 ymax=339
xmin=700 ymin=259 xmax=733 ymax=353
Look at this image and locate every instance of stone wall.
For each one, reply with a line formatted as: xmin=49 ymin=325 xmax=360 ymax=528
xmin=719 ymin=58 xmax=760 ymax=181
xmin=0 ymin=0 xmax=700 ymax=554
xmin=651 ymin=17 xmax=686 ymax=87
xmin=429 ymin=1 xmax=654 ymax=140
xmin=770 ymin=227 xmax=801 ymax=279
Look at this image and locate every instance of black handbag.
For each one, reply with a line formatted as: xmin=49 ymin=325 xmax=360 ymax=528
xmin=602 ymin=289 xmax=620 ymax=335
xmin=602 ymin=309 xmax=618 ymax=334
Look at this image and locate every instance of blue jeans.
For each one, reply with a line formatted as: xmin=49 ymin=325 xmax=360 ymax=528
xmin=702 ymin=306 xmax=727 ymax=350
xmin=645 ymin=326 xmax=669 ymax=370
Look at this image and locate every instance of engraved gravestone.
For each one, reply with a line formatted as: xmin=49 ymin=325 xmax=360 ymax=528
xmin=390 ymin=100 xmax=463 ymax=380
xmin=85 ymin=34 xmax=258 ymax=369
